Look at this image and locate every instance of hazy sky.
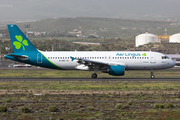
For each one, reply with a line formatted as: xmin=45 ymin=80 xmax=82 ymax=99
xmin=1 ymin=0 xmax=180 ymax=22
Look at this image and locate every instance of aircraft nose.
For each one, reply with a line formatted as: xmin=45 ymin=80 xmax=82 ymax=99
xmin=171 ymin=60 xmax=176 ymax=67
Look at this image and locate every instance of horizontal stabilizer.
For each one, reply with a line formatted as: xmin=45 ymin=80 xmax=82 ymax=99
xmin=5 ymin=53 xmax=28 ymax=60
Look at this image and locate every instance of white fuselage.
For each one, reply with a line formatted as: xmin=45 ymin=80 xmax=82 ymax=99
xmin=41 ymin=51 xmax=175 ymax=70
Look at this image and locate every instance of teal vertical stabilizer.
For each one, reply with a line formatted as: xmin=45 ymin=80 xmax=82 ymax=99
xmin=7 ymin=24 xmax=37 ymax=53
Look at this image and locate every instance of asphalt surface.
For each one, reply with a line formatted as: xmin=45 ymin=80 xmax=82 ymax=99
xmin=1 ymin=67 xmax=180 ymax=70
xmin=0 ymin=78 xmax=179 ymax=81
xmin=0 ymin=67 xmax=179 ymax=81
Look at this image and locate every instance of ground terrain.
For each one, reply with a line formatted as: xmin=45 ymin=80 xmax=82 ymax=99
xmin=0 ymin=70 xmax=179 ymax=119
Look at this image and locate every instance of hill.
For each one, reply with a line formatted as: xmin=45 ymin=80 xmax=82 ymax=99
xmin=16 ymin=17 xmax=180 ymax=38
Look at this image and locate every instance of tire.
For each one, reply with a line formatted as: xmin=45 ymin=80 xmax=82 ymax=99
xmin=91 ymin=73 xmax=97 ymax=79
xmin=151 ymin=75 xmax=155 ymax=79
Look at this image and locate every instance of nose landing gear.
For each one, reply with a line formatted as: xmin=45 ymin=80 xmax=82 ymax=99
xmin=150 ymin=70 xmax=155 ymax=79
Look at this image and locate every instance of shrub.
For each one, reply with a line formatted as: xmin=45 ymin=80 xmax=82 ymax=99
xmin=176 ymin=94 xmax=180 ymax=98
xmin=87 ymin=106 xmax=94 ymax=111
xmin=115 ymin=103 xmax=122 ymax=109
xmin=159 ymin=104 xmax=164 ymax=109
xmin=5 ymin=98 xmax=12 ymax=103
xmin=154 ymin=104 xmax=159 ymax=108
xmin=0 ymin=106 xmax=7 ymax=112
xmin=19 ymin=106 xmax=30 ymax=113
xmin=104 ymin=118 xmax=111 ymax=120
xmin=128 ymin=102 xmax=132 ymax=105
xmin=154 ymin=104 xmax=164 ymax=109
xmin=165 ymin=103 xmax=174 ymax=108
xmin=48 ymin=106 xmax=58 ymax=112
xmin=122 ymin=105 xmax=130 ymax=109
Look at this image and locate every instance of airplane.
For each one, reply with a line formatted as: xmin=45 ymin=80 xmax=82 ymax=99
xmin=5 ymin=24 xmax=175 ymax=79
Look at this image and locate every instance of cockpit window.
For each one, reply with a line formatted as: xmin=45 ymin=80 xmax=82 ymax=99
xmin=162 ymin=56 xmax=169 ymax=59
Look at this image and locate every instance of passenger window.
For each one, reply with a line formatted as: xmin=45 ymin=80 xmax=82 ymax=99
xmin=147 ymin=57 xmax=149 ymax=59
xmin=97 ymin=57 xmax=99 ymax=59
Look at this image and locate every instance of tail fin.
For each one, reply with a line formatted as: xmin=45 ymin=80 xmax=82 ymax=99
xmin=7 ymin=24 xmax=37 ymax=53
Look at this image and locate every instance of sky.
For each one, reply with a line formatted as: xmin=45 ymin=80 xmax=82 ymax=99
xmin=0 ymin=0 xmax=180 ymax=22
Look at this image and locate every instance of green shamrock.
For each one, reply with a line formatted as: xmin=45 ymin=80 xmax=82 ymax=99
xmin=13 ymin=35 xmax=29 ymax=50
xmin=142 ymin=53 xmax=147 ymax=56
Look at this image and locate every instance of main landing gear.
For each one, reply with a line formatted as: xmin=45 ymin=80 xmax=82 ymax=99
xmin=91 ymin=73 xmax=97 ymax=79
xmin=150 ymin=70 xmax=155 ymax=79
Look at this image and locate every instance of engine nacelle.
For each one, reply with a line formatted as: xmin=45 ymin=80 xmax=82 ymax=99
xmin=76 ymin=65 xmax=89 ymax=71
xmin=109 ymin=65 xmax=125 ymax=76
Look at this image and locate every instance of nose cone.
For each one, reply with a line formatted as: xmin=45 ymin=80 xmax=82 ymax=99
xmin=170 ymin=60 xmax=176 ymax=67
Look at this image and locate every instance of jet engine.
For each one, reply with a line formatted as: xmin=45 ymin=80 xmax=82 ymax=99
xmin=108 ymin=65 xmax=125 ymax=76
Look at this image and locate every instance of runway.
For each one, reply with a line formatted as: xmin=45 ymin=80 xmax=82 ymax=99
xmin=0 ymin=78 xmax=180 ymax=81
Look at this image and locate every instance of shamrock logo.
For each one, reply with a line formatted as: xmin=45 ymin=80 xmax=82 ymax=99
xmin=13 ymin=35 xmax=29 ymax=50
xmin=142 ymin=53 xmax=147 ymax=56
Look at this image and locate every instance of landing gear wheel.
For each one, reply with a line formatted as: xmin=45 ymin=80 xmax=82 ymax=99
xmin=91 ymin=73 xmax=97 ymax=79
xmin=150 ymin=70 xmax=155 ymax=79
xmin=151 ymin=75 xmax=155 ymax=79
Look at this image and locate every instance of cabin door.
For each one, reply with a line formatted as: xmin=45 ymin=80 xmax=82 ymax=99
xmin=150 ymin=53 xmax=156 ymax=63
xmin=37 ymin=53 xmax=42 ymax=63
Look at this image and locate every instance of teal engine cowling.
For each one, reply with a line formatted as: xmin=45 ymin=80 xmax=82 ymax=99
xmin=109 ymin=65 xmax=125 ymax=76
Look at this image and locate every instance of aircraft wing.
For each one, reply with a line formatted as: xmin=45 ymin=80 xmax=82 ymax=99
xmin=71 ymin=56 xmax=108 ymax=65
xmin=71 ymin=56 xmax=126 ymax=71
xmin=79 ymin=58 xmax=109 ymax=65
